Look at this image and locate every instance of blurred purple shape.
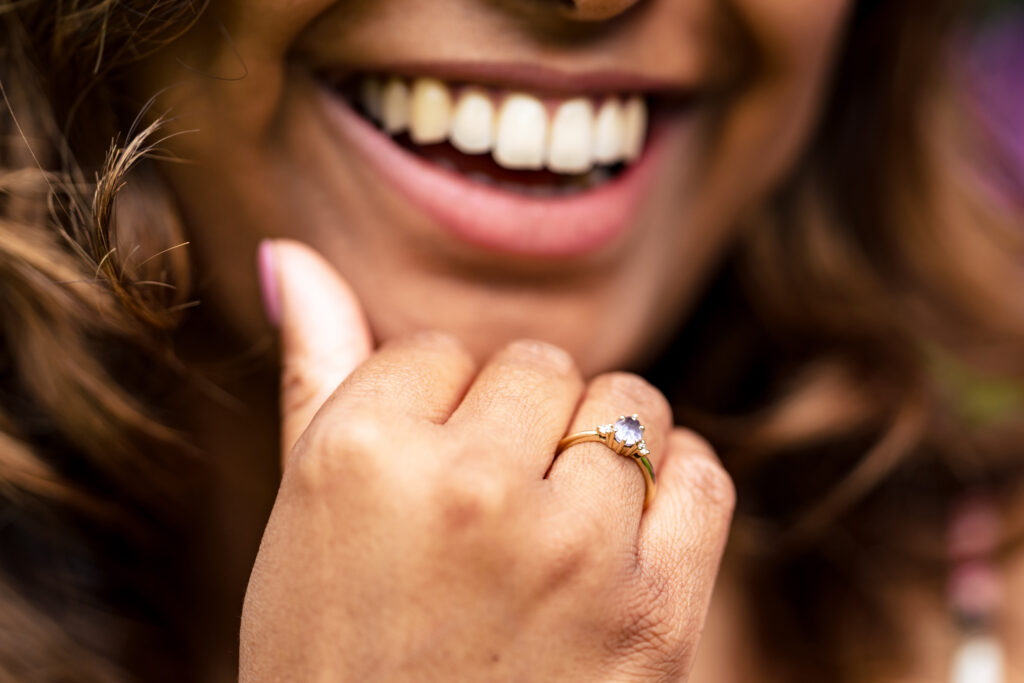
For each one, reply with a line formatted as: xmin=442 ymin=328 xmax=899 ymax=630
xmin=967 ymin=9 xmax=1024 ymax=203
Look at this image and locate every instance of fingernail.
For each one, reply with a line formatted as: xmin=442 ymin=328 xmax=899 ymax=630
xmin=258 ymin=239 xmax=281 ymax=327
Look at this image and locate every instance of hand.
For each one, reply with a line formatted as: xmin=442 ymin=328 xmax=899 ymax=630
xmin=240 ymin=240 xmax=735 ymax=682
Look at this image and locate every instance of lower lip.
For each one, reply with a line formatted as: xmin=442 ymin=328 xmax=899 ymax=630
xmin=319 ymin=86 xmax=684 ymax=258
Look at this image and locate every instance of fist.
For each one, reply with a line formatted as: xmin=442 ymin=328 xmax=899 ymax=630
xmin=240 ymin=241 xmax=735 ymax=682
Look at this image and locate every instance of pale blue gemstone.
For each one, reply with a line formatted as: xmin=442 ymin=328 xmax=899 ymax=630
xmin=613 ymin=416 xmax=643 ymax=447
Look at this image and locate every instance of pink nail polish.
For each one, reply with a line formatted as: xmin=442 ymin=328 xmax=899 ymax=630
xmin=258 ymin=239 xmax=282 ymax=327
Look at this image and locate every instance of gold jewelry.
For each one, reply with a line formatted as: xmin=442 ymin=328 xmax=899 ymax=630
xmin=556 ymin=415 xmax=656 ymax=509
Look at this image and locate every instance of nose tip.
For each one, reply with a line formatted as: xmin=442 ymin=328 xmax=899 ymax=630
xmin=558 ymin=0 xmax=642 ymax=21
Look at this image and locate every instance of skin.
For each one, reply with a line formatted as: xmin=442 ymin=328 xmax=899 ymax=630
xmin=140 ymin=0 xmax=852 ymax=374
xmin=131 ymin=0 xmax=867 ymax=679
xmin=240 ymin=240 xmax=735 ymax=680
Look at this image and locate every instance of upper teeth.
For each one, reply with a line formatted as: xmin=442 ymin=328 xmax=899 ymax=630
xmin=358 ymin=76 xmax=648 ymax=175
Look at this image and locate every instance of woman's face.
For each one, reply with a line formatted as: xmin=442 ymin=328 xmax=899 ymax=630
xmin=141 ymin=0 xmax=851 ymax=374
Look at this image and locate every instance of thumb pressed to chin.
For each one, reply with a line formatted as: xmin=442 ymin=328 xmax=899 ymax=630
xmin=258 ymin=239 xmax=373 ymax=466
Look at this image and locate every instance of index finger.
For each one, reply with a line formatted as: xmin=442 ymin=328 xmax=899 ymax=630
xmin=264 ymin=240 xmax=374 ymax=462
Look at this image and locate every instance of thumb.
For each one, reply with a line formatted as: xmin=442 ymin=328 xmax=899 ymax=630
xmin=259 ymin=239 xmax=373 ymax=465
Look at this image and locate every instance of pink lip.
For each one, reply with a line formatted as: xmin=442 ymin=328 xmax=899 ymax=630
xmin=318 ymin=86 xmax=682 ymax=258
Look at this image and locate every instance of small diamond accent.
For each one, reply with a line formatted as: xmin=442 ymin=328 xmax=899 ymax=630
xmin=598 ymin=424 xmax=612 ymax=436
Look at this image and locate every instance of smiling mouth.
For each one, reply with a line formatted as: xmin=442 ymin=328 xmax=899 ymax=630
xmin=331 ymin=72 xmax=679 ymax=194
xmin=317 ymin=66 xmax=698 ymax=257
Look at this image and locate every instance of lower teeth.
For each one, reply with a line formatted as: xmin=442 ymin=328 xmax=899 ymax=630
xmin=426 ymin=154 xmax=619 ymax=197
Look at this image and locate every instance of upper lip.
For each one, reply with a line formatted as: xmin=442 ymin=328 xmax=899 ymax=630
xmin=316 ymin=60 xmax=697 ymax=98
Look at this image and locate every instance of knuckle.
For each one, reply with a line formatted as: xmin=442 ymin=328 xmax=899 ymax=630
xmin=288 ymin=441 xmax=342 ymax=494
xmin=590 ymin=372 xmax=671 ymax=424
xmin=528 ymin=520 xmax=593 ymax=585
xmin=323 ymin=407 xmax=388 ymax=453
xmin=670 ymin=427 xmax=715 ymax=459
xmin=499 ymin=339 xmax=579 ymax=377
xmin=434 ymin=466 xmax=510 ymax=531
xmin=392 ymin=329 xmax=467 ymax=353
xmin=533 ymin=512 xmax=602 ymax=587
xmin=536 ymin=540 xmax=591 ymax=591
xmin=287 ymin=409 xmax=385 ymax=493
xmin=385 ymin=330 xmax=476 ymax=369
xmin=680 ymin=449 xmax=736 ymax=512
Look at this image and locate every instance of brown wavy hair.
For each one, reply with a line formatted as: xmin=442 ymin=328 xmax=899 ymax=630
xmin=660 ymin=0 xmax=1024 ymax=678
xmin=1 ymin=0 xmax=1023 ymax=681
xmin=1 ymin=2 xmax=204 ymax=680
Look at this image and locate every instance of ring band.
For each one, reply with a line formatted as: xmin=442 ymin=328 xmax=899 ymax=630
xmin=556 ymin=414 xmax=657 ymax=509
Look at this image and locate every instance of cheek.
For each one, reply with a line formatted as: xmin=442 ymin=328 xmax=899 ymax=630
xmin=730 ymin=0 xmax=853 ymax=73
xmin=695 ymin=0 xmax=853 ymax=219
xmin=216 ymin=0 xmax=336 ymax=55
xmin=146 ymin=0 xmax=338 ymax=152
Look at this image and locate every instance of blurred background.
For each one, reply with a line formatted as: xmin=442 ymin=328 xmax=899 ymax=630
xmin=971 ymin=0 xmax=1024 ymax=197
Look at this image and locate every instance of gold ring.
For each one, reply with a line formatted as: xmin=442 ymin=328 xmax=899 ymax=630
xmin=556 ymin=414 xmax=656 ymax=509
